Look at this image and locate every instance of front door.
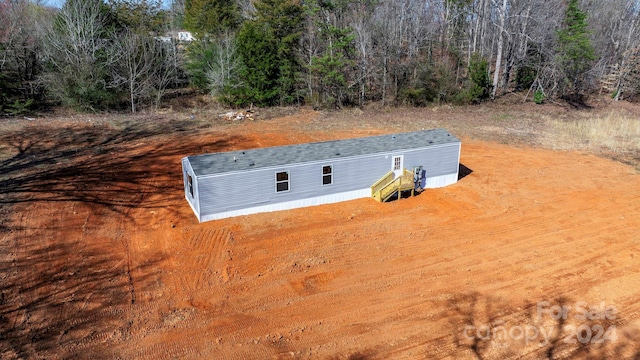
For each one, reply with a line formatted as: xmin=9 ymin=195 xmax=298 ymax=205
xmin=392 ymin=155 xmax=403 ymax=178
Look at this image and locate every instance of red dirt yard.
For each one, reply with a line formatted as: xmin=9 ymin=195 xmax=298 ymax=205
xmin=1 ymin=104 xmax=639 ymax=359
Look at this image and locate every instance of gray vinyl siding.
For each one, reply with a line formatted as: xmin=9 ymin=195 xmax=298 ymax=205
xmin=197 ymin=153 xmax=387 ymax=215
xmin=194 ymin=142 xmax=460 ymax=217
xmin=181 ymin=158 xmax=200 ymax=217
xmin=403 ymin=143 xmax=460 ymax=177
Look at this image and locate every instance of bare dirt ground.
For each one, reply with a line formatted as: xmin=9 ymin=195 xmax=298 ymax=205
xmin=1 ymin=100 xmax=640 ymax=359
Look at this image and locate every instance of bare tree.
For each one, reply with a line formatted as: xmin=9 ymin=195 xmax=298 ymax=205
xmin=205 ymin=31 xmax=241 ymax=97
xmin=584 ymin=0 xmax=640 ymax=100
xmin=112 ymin=28 xmax=181 ymax=113
xmin=491 ymin=0 xmax=508 ymax=99
xmin=471 ymin=0 xmax=490 ymax=57
xmin=43 ymin=0 xmax=121 ymax=110
xmin=168 ymin=0 xmax=185 ymax=30
xmin=113 ymin=31 xmax=157 ymax=113
xmin=349 ymin=0 xmax=375 ymax=106
xmin=151 ymin=41 xmax=178 ymax=109
xmin=371 ymin=0 xmax=441 ymax=104
xmin=0 ymin=0 xmax=50 ymax=113
xmin=300 ymin=0 xmax=320 ymax=104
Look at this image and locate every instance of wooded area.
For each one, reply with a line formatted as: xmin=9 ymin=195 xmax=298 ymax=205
xmin=1 ymin=0 xmax=640 ymax=114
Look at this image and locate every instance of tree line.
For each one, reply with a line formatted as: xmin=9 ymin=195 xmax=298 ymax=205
xmin=1 ymin=0 xmax=640 ymax=114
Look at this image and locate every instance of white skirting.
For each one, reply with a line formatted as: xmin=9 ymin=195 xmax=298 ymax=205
xmin=185 ymin=194 xmax=200 ymax=220
xmin=197 ymin=172 xmax=458 ymax=222
xmin=423 ymin=172 xmax=458 ymax=189
xmin=199 ymin=188 xmax=371 ymax=222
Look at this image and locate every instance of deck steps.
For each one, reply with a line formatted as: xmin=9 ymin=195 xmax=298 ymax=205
xmin=371 ymin=169 xmax=417 ymax=202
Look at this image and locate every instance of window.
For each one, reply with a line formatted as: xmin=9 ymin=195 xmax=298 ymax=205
xmin=322 ymin=165 xmax=333 ymax=185
xmin=276 ymin=171 xmax=290 ymax=192
xmin=187 ymin=174 xmax=194 ymax=197
xmin=393 ymin=156 xmax=402 ymax=171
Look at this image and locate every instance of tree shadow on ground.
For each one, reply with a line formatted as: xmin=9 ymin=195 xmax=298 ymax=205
xmin=0 ymin=119 xmax=247 ymax=231
xmin=445 ymin=292 xmax=639 ymax=359
xmin=0 ymin=225 xmax=165 ymax=358
xmin=561 ymin=94 xmax=593 ymax=110
xmin=0 ymin=119 xmax=247 ymax=357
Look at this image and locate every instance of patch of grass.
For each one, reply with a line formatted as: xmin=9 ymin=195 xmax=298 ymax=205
xmin=492 ymin=113 xmax=513 ymax=121
xmin=533 ymin=90 xmax=544 ymax=104
xmin=543 ymin=110 xmax=640 ymax=154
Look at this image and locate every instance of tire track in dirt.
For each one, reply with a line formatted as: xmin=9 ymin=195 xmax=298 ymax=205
xmin=1 ymin=209 xmax=34 ymax=358
xmin=173 ymin=227 xmax=232 ymax=293
xmin=120 ymin=177 xmax=163 ymax=305
xmin=112 ymin=227 xmax=237 ymax=359
xmin=218 ymin=168 xmax=640 ymax=359
xmin=130 ymin=341 xmax=200 ymax=360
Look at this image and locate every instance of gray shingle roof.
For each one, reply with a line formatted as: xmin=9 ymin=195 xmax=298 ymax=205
xmin=187 ymin=128 xmax=460 ymax=176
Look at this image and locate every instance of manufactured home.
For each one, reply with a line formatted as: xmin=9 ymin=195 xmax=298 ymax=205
xmin=182 ymin=129 xmax=461 ymax=222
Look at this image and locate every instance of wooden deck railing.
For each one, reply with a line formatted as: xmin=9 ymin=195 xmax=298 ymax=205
xmin=371 ymin=169 xmax=415 ymax=202
xmin=370 ymin=170 xmax=395 ymax=197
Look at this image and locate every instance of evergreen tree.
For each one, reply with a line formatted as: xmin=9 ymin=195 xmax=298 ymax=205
xmin=108 ymin=0 xmax=166 ymax=34
xmin=306 ymin=0 xmax=356 ymax=108
xmin=468 ymin=53 xmax=492 ymax=102
xmin=183 ymin=0 xmax=240 ymax=92
xmin=556 ymin=0 xmax=595 ymax=95
xmin=231 ymin=0 xmax=303 ymax=106
xmin=186 ymin=41 xmax=221 ymax=90
xmin=233 ymin=22 xmax=279 ymax=105
xmin=454 ymin=53 xmax=491 ymax=104
xmin=183 ymin=0 xmax=240 ymax=37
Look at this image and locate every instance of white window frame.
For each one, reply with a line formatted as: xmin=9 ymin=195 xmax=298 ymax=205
xmin=322 ymin=165 xmax=333 ymax=186
xmin=392 ymin=155 xmax=404 ymax=178
xmin=187 ymin=173 xmax=194 ymax=197
xmin=275 ymin=171 xmax=290 ymax=193
xmin=393 ymin=156 xmax=402 ymax=171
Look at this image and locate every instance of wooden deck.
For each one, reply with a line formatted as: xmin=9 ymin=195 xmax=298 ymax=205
xmin=371 ymin=169 xmax=416 ymax=202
